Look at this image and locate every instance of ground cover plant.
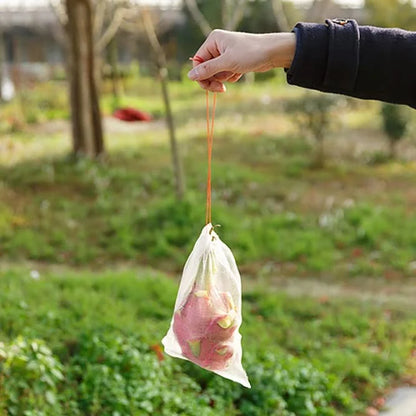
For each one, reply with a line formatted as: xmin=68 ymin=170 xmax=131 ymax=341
xmin=0 ymin=268 xmax=414 ymax=415
xmin=1 ymin=114 xmax=416 ymax=277
xmin=1 ymin=76 xmax=416 ymax=415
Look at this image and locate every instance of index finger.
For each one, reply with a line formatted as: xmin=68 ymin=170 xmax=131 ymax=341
xmin=191 ymin=35 xmax=220 ymax=68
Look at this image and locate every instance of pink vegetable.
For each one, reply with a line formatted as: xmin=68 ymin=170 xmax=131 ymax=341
xmin=173 ymin=288 xmax=237 ymax=370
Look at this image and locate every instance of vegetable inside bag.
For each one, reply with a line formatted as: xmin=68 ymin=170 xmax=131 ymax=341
xmin=162 ymin=223 xmax=250 ymax=388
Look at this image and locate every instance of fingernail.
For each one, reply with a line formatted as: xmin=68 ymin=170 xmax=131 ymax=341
xmin=188 ymin=68 xmax=199 ymax=80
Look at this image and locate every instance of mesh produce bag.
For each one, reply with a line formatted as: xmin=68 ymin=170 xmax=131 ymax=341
xmin=162 ymin=89 xmax=250 ymax=387
xmin=162 ymin=223 xmax=250 ymax=387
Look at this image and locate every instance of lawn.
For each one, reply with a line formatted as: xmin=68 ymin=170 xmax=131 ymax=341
xmin=0 ymin=267 xmax=415 ymax=415
xmin=0 ymin=75 xmax=415 ymax=415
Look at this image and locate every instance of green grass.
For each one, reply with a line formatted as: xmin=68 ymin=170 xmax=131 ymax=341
xmin=1 ymin=76 xmax=416 ymax=277
xmin=1 ymin=76 xmax=416 ymax=414
xmin=0 ymin=267 xmax=414 ymax=415
xmin=1 ymin=129 xmax=416 ymax=277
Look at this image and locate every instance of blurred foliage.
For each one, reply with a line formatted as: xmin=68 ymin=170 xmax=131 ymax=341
xmin=0 ymin=269 xmax=414 ymax=414
xmin=381 ymin=103 xmax=409 ymax=158
xmin=177 ymin=0 xmax=298 ymax=61
xmin=1 ymin=77 xmax=416 ymax=277
xmin=1 ymin=140 xmax=416 ymax=276
xmin=0 ymin=82 xmax=69 ymax=133
xmin=65 ymin=334 xmax=216 ymax=416
xmin=0 ymin=64 xmax=416 ymax=415
xmin=0 ymin=337 xmax=64 ymax=416
xmin=285 ymin=93 xmax=341 ymax=167
xmin=365 ymin=0 xmax=416 ymax=30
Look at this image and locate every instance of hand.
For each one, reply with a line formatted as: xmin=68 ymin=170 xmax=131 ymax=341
xmin=188 ymin=29 xmax=296 ymax=92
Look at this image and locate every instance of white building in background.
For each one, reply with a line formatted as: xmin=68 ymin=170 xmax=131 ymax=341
xmin=0 ymin=0 xmax=183 ymax=100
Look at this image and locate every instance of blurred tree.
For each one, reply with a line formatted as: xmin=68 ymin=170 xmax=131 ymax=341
xmin=52 ymin=0 xmax=131 ymax=84
xmin=184 ymin=0 xmax=212 ymax=36
xmin=286 ymin=93 xmax=340 ymax=168
xmin=178 ymin=0 xmax=334 ymax=61
xmin=272 ymin=0 xmax=291 ymax=32
xmin=51 ymin=0 xmax=132 ymax=156
xmin=92 ymin=0 xmax=131 ymax=87
xmin=239 ymin=0 xmax=296 ymax=33
xmin=305 ymin=0 xmax=333 ymax=22
xmin=123 ymin=9 xmax=186 ymax=201
xmin=184 ymin=0 xmax=250 ymax=35
xmin=0 ymin=30 xmax=4 ymax=101
xmin=244 ymin=0 xmax=334 ymax=34
xmin=107 ymin=37 xmax=123 ymax=110
xmin=365 ymin=0 xmax=416 ymax=30
xmin=65 ymin=0 xmax=104 ymax=157
xmin=381 ymin=103 xmax=409 ymax=158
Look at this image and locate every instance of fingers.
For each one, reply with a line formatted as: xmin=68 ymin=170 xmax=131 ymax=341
xmin=214 ymin=71 xmax=237 ymax=82
xmin=195 ymin=71 xmax=240 ymax=92
xmin=197 ymin=79 xmax=226 ymax=93
xmin=188 ymin=29 xmax=238 ymax=91
xmin=192 ymin=31 xmax=222 ymax=63
xmin=188 ymin=54 xmax=230 ymax=81
xmin=227 ymin=73 xmax=242 ymax=83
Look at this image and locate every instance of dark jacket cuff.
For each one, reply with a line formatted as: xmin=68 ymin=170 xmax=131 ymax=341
xmin=287 ymin=19 xmax=360 ymax=92
xmin=287 ymin=22 xmax=329 ymax=88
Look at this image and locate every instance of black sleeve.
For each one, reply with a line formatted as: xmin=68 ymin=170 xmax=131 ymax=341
xmin=286 ymin=19 xmax=416 ymax=108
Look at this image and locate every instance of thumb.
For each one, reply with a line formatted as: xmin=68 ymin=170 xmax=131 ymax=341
xmin=188 ymin=55 xmax=229 ymax=81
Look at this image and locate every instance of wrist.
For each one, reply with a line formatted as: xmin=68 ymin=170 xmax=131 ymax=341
xmin=264 ymin=32 xmax=296 ymax=69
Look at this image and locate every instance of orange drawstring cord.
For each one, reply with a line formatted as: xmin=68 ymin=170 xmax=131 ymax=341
xmin=205 ymin=90 xmax=216 ymax=225
xmin=190 ymin=56 xmax=217 ymax=225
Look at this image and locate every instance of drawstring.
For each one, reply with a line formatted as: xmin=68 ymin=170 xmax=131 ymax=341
xmin=205 ymin=90 xmax=216 ymax=225
xmin=190 ymin=55 xmax=217 ymax=225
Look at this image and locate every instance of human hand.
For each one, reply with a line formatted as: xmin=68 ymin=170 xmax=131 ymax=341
xmin=188 ymin=29 xmax=296 ymax=92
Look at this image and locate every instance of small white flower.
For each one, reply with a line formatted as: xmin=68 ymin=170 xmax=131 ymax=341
xmin=30 ymin=270 xmax=40 ymax=280
xmin=260 ymin=94 xmax=271 ymax=105
xmin=343 ymin=198 xmax=355 ymax=208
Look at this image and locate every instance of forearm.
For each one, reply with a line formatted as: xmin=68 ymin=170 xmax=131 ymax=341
xmin=264 ymin=32 xmax=296 ymax=70
xmin=287 ymin=19 xmax=416 ymax=108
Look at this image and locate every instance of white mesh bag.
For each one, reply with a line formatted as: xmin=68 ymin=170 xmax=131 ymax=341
xmin=162 ymin=223 xmax=250 ymax=388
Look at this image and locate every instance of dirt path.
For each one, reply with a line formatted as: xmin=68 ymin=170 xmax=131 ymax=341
xmin=246 ymin=274 xmax=416 ymax=310
xmin=31 ymin=117 xmax=165 ymax=135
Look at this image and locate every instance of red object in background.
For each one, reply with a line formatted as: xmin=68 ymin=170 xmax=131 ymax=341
xmin=113 ymin=107 xmax=153 ymax=122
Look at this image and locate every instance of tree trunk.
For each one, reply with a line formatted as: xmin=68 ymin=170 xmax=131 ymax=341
xmin=10 ymin=34 xmax=26 ymax=127
xmin=0 ymin=31 xmax=4 ymax=101
xmin=314 ymin=136 xmax=325 ymax=168
xmin=272 ymin=0 xmax=291 ymax=32
xmin=306 ymin=0 xmax=333 ymax=22
xmin=142 ymin=10 xmax=185 ymax=201
xmin=65 ymin=0 xmax=104 ymax=157
xmin=159 ymin=65 xmax=185 ymax=200
xmin=389 ymin=139 xmax=397 ymax=159
xmin=222 ymin=0 xmax=248 ymax=31
xmin=108 ymin=37 xmax=122 ymax=111
xmin=184 ymin=0 xmax=212 ymax=37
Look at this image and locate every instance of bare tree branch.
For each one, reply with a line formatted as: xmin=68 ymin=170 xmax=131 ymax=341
xmin=184 ymin=0 xmax=212 ymax=37
xmin=306 ymin=0 xmax=319 ymax=21
xmin=93 ymin=0 xmax=108 ymax=40
xmin=272 ymin=0 xmax=291 ymax=32
xmin=96 ymin=6 xmax=131 ymax=53
xmin=306 ymin=0 xmax=332 ymax=22
xmin=142 ymin=9 xmax=163 ymax=58
xmin=225 ymin=0 xmax=248 ymax=31
xmin=49 ymin=0 xmax=68 ymax=27
xmin=122 ymin=19 xmax=144 ymax=34
xmin=142 ymin=8 xmax=185 ymax=200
